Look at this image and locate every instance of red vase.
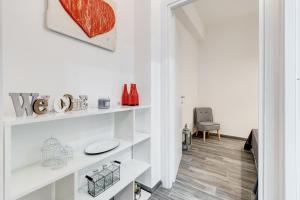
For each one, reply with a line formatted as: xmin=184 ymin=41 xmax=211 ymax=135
xmin=128 ymin=84 xmax=139 ymax=106
xmin=122 ymin=84 xmax=129 ymax=105
xmin=135 ymin=84 xmax=139 ymax=106
xmin=128 ymin=84 xmax=135 ymax=106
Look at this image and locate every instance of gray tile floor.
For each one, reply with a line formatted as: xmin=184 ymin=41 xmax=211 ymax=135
xmin=150 ymin=136 xmax=257 ymax=200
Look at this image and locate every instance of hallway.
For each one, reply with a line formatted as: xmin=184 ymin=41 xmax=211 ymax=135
xmin=151 ymin=136 xmax=257 ymax=200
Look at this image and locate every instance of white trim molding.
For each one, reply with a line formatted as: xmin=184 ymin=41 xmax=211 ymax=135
xmin=297 ymin=0 xmax=300 ymax=198
xmin=0 ymin=0 xmax=4 ymax=197
xmin=284 ymin=0 xmax=298 ymax=199
xmin=284 ymin=0 xmax=300 ymax=199
xmin=259 ymin=0 xmax=285 ymax=198
xmin=161 ymin=0 xmax=200 ymax=188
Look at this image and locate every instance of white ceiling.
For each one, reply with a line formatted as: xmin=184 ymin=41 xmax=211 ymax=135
xmin=190 ymin=0 xmax=258 ymax=25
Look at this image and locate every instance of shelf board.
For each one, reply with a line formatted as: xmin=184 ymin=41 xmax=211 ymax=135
xmin=134 ymin=132 xmax=151 ymax=145
xmin=77 ymin=159 xmax=150 ymax=200
xmin=140 ymin=189 xmax=152 ymax=200
xmin=3 ymin=105 xmax=151 ymax=126
xmin=11 ymin=139 xmax=132 ymax=200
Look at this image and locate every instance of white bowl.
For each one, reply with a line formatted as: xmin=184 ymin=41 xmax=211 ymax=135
xmin=84 ymin=139 xmax=120 ymax=155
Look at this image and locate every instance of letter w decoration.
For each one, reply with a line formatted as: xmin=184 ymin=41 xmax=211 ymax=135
xmin=9 ymin=93 xmax=39 ymax=117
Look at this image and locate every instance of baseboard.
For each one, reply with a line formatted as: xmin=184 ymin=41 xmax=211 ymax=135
xmin=220 ymin=134 xmax=247 ymax=141
xmin=138 ymin=181 xmax=162 ymax=193
xmin=196 ymin=132 xmax=247 ymax=141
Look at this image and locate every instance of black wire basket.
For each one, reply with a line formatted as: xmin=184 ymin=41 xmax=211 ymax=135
xmin=85 ymin=161 xmax=121 ymax=197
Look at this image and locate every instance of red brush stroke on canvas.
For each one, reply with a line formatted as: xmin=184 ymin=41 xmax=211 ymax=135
xmin=60 ymin=0 xmax=116 ymax=38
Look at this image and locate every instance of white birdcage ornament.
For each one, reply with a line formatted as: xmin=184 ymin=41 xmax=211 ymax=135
xmin=41 ymin=137 xmax=73 ymax=170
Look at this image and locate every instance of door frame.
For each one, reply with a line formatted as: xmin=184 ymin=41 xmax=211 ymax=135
xmin=161 ymin=0 xmax=298 ymax=199
xmin=284 ymin=0 xmax=300 ymax=199
xmin=0 ymin=0 xmax=3 ymax=198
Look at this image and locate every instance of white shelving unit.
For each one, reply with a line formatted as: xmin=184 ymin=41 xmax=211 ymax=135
xmin=2 ymin=105 xmax=152 ymax=200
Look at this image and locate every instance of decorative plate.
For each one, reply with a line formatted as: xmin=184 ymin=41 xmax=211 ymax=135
xmin=84 ymin=139 xmax=120 ymax=155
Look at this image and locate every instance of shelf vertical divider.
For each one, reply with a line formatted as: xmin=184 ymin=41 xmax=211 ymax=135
xmin=0 ymin=122 xmax=4 ymax=200
xmin=132 ymin=108 xmax=152 ymax=187
xmin=55 ymin=173 xmax=76 ymax=200
xmin=50 ymin=183 xmax=55 ymax=200
xmin=4 ymin=124 xmax=11 ymax=200
xmin=114 ymin=111 xmax=134 ymax=142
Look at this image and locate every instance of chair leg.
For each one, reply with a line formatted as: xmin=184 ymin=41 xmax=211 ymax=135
xmin=217 ymin=129 xmax=221 ymax=141
xmin=193 ymin=128 xmax=198 ymax=136
xmin=203 ymin=131 xmax=206 ymax=143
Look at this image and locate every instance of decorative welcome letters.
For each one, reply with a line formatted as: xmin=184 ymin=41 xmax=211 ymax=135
xmin=9 ymin=93 xmax=89 ymax=117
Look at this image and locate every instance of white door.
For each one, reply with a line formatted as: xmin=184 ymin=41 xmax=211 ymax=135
xmin=169 ymin=13 xmax=184 ymax=182
xmin=174 ymin=60 xmax=184 ymax=181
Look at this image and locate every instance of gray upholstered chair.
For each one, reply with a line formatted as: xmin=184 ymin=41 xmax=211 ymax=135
xmin=193 ymin=107 xmax=221 ymax=142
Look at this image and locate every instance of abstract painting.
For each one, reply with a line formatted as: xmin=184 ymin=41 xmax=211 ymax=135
xmin=47 ymin=0 xmax=117 ymax=51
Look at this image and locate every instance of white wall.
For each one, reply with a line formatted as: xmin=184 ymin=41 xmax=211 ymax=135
xmin=2 ymin=0 xmax=135 ymax=115
xmin=174 ymin=16 xmax=200 ymax=128
xmin=150 ymin=0 xmax=162 ymax=188
xmin=135 ymin=0 xmax=151 ymax=105
xmin=197 ymin=16 xmax=259 ymax=138
xmin=1 ymin=0 xmax=161 ymax=190
xmin=135 ymin=0 xmax=162 ymax=188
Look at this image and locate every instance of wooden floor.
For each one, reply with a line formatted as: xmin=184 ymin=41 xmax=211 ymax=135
xmin=150 ymin=136 xmax=257 ymax=200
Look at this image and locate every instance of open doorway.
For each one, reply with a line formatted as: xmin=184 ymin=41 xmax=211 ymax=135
xmin=155 ymin=0 xmax=259 ymax=199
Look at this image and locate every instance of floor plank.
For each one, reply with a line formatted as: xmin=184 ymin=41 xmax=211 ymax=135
xmin=150 ymin=136 xmax=257 ymax=200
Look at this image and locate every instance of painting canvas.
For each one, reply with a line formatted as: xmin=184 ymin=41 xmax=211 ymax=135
xmin=47 ymin=0 xmax=117 ymax=51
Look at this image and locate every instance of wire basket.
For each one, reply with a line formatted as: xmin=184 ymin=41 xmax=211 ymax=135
xmin=107 ymin=161 xmax=121 ymax=184
xmin=86 ymin=169 xmax=105 ymax=197
xmin=85 ymin=161 xmax=121 ymax=197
